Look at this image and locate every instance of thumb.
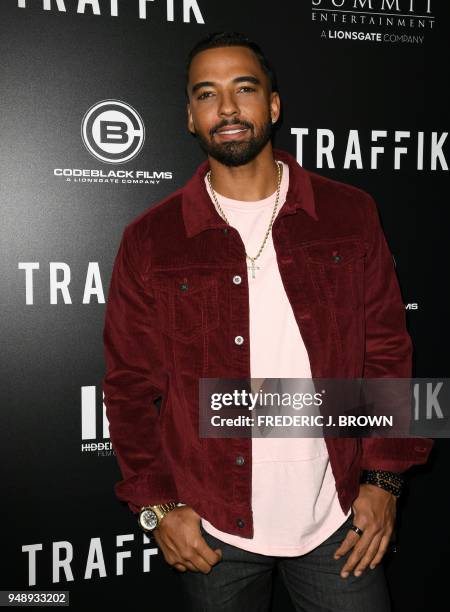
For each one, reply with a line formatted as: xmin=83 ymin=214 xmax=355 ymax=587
xmin=214 ymin=547 xmax=223 ymax=561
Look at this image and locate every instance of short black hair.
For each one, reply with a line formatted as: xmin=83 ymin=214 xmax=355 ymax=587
xmin=185 ymin=31 xmax=278 ymax=99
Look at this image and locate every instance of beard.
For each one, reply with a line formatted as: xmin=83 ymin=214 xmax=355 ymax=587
xmin=195 ymin=113 xmax=274 ymax=167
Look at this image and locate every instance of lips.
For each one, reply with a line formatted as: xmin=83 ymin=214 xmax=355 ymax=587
xmin=217 ymin=124 xmax=248 ymax=134
xmin=215 ymin=125 xmax=249 ymax=139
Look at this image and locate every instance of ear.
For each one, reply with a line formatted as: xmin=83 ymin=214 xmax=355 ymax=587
xmin=187 ymin=103 xmax=196 ymax=135
xmin=269 ymin=91 xmax=281 ymax=124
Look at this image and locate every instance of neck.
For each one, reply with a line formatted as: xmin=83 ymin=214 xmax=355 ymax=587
xmin=207 ymin=143 xmax=279 ymax=201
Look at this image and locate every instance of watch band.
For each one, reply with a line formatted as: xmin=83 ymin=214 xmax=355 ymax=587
xmin=153 ymin=502 xmax=177 ymax=520
xmin=138 ymin=501 xmax=178 ymax=533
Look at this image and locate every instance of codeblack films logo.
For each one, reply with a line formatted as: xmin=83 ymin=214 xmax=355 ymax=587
xmin=312 ymin=0 xmax=435 ymax=44
xmin=53 ymin=99 xmax=173 ymax=186
xmin=81 ymin=99 xmax=145 ymax=164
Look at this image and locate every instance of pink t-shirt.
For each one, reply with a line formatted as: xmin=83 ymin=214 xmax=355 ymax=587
xmin=199 ymin=160 xmax=351 ymax=556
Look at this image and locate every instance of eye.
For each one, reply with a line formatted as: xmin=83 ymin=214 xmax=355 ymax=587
xmin=197 ymin=91 xmax=214 ymax=100
xmin=197 ymin=85 xmax=256 ymax=100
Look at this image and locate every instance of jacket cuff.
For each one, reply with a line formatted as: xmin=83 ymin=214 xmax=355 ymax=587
xmin=360 ymin=437 xmax=434 ymax=473
xmin=114 ymin=471 xmax=179 ymax=514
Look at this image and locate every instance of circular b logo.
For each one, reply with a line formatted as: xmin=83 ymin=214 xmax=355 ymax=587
xmin=81 ymin=99 xmax=145 ymax=164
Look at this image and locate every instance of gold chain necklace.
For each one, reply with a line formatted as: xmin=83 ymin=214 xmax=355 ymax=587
xmin=206 ymin=160 xmax=283 ymax=279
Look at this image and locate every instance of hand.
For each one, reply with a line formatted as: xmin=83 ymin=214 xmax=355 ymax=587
xmin=152 ymin=506 xmax=222 ymax=574
xmin=333 ymin=483 xmax=397 ymax=579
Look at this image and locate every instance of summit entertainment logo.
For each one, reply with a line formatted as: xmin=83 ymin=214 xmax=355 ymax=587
xmin=312 ymin=0 xmax=435 ymax=44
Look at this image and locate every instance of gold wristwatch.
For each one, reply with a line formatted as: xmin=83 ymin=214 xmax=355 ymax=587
xmin=138 ymin=502 xmax=177 ymax=533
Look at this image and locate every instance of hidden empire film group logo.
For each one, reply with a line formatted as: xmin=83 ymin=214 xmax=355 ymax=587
xmin=311 ymin=0 xmax=435 ymax=44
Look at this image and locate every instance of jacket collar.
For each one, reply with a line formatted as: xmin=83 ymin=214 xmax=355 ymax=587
xmin=181 ymin=148 xmax=318 ymax=238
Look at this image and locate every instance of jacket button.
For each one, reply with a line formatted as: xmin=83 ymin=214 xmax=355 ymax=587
xmin=237 ymin=518 xmax=245 ymax=528
xmin=233 ymin=275 xmax=242 ymax=284
xmin=223 ymin=227 xmax=229 ymax=234
xmin=234 ymin=335 xmax=244 ymax=345
xmin=235 ymin=455 xmax=245 ymax=465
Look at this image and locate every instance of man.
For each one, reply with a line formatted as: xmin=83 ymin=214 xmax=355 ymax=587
xmin=103 ymin=32 xmax=433 ymax=611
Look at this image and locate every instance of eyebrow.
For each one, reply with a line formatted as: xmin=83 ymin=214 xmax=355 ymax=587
xmin=191 ymin=75 xmax=261 ymax=95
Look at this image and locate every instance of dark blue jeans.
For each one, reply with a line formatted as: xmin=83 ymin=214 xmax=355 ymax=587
xmin=177 ymin=511 xmax=391 ymax=612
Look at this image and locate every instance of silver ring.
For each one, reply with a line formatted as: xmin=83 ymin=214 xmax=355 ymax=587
xmin=350 ymin=524 xmax=364 ymax=537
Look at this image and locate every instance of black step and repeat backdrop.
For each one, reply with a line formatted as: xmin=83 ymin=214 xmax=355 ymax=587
xmin=1 ymin=1 xmax=448 ymax=610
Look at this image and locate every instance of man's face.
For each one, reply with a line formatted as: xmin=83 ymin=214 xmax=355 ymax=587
xmin=186 ymin=46 xmax=280 ymax=167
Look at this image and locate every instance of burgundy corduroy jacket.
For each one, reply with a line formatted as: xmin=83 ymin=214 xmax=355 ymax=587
xmin=102 ymin=148 xmax=433 ymax=538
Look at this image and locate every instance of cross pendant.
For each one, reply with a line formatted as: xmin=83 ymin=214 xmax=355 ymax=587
xmin=247 ymin=259 xmax=260 ymax=279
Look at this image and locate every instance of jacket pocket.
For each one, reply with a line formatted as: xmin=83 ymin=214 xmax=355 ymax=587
xmin=303 ymin=237 xmax=365 ymax=310
xmin=155 ymin=277 xmax=219 ymax=343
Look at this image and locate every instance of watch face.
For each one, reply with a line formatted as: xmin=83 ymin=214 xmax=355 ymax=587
xmin=140 ymin=509 xmax=158 ymax=531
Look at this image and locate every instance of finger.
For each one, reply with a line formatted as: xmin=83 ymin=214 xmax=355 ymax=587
xmin=176 ymin=541 xmax=214 ymax=574
xmin=187 ymin=551 xmax=215 ymax=574
xmin=369 ymin=533 xmax=392 ymax=569
xmin=182 ymin=559 xmax=200 ymax=572
xmin=340 ymin=531 xmax=376 ymax=576
xmin=170 ymin=547 xmax=200 ymax=573
xmin=197 ymin=539 xmax=223 ymax=566
xmin=341 ymin=526 xmax=385 ymax=577
xmin=352 ymin=532 xmax=384 ymax=576
xmin=333 ymin=529 xmax=362 ymax=559
xmin=166 ymin=549 xmax=197 ymax=572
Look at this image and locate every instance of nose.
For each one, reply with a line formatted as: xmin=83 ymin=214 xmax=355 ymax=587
xmin=217 ymin=91 xmax=239 ymax=118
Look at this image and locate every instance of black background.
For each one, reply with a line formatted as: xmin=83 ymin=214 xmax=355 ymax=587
xmin=1 ymin=1 xmax=448 ymax=610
